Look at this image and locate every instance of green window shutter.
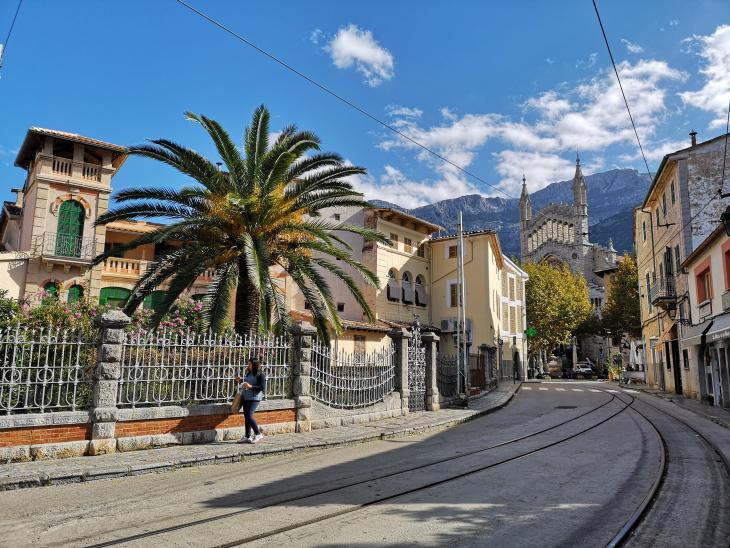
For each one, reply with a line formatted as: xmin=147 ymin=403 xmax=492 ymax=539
xmin=43 ymin=282 xmax=59 ymax=299
xmin=56 ymin=200 xmax=85 ymax=257
xmin=143 ymin=290 xmax=167 ymax=311
xmin=67 ymin=284 xmax=84 ymax=303
xmin=99 ymin=287 xmax=131 ymax=308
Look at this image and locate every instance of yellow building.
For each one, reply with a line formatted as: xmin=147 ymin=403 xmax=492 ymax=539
xmin=634 ymin=131 xmax=730 ymax=394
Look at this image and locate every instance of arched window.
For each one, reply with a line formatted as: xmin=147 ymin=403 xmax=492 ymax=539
xmin=143 ymin=290 xmax=167 ymax=312
xmin=415 ymin=275 xmax=427 ymax=307
xmin=67 ymin=284 xmax=84 ymax=303
xmin=401 ymin=272 xmax=414 ymax=304
xmin=55 ymin=200 xmax=85 ymax=257
xmin=43 ymin=281 xmax=59 ymax=300
xmin=386 ymin=268 xmax=399 ymax=301
xmin=99 ymin=287 xmax=131 ymax=309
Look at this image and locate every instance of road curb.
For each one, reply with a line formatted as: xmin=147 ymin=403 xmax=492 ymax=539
xmin=0 ymin=385 xmax=519 ymax=491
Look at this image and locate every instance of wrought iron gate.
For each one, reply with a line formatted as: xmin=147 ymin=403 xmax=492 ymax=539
xmin=408 ymin=318 xmax=426 ymax=411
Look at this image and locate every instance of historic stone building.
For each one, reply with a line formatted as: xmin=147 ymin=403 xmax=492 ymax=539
xmin=519 ymin=155 xmax=618 ymax=312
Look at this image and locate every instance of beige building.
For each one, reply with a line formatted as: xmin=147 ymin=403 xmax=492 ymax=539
xmin=634 ymin=131 xmax=730 ymax=395
xmin=679 ymin=225 xmax=730 ymax=406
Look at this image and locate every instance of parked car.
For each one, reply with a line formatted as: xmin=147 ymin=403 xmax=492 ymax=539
xmin=573 ymin=362 xmax=595 ymax=376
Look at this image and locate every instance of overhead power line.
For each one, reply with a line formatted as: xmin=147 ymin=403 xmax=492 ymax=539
xmin=0 ymin=0 xmax=24 ymax=71
xmin=174 ymin=0 xmax=515 ymax=199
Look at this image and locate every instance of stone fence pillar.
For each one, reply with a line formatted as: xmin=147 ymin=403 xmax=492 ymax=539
xmin=422 ymin=331 xmax=440 ymax=411
xmin=90 ymin=310 xmax=130 ymax=455
xmin=291 ymin=322 xmax=316 ymax=433
xmin=388 ymin=327 xmax=412 ymax=414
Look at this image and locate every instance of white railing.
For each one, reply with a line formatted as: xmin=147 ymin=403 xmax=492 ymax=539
xmin=117 ymin=329 xmax=291 ymax=408
xmin=0 ymin=323 xmax=96 ymax=414
xmin=51 ymin=157 xmax=72 ymax=177
xmin=103 ymin=257 xmax=145 ymax=276
xmin=310 ymin=342 xmax=395 ymax=409
xmin=81 ymin=163 xmax=101 ymax=182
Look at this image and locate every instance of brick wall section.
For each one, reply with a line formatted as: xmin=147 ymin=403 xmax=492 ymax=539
xmin=116 ymin=409 xmax=295 ymax=438
xmin=0 ymin=424 xmax=91 ymax=447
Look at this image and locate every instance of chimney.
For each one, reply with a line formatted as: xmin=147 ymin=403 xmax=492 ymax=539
xmin=690 ymin=129 xmax=697 ymax=147
xmin=11 ymin=188 xmax=23 ymax=208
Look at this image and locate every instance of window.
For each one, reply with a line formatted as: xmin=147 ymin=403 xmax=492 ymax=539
xmin=674 ymin=245 xmax=681 ymax=274
xmin=642 ymin=221 xmax=646 ymax=242
xmin=390 ymin=233 xmax=399 ymax=248
xmin=99 ymin=287 xmax=131 ymax=309
xmin=56 ymin=200 xmax=85 ymax=257
xmin=333 ymin=213 xmax=341 ymax=221
xmin=337 ymin=302 xmax=345 ymax=312
xmin=509 ymin=278 xmax=515 ymax=300
xmin=725 ymin=249 xmax=730 ymax=290
xmin=143 ymin=290 xmax=167 ymax=312
xmin=387 ymin=268 xmax=399 ymax=301
xmin=417 ymin=243 xmax=426 ymax=258
xmin=671 ymin=181 xmax=676 ymax=205
xmin=304 ymin=301 xmax=311 ymax=310
xmin=448 ymin=245 xmax=457 ymax=259
xmin=404 ymin=238 xmax=413 ymax=253
xmin=662 ymin=193 xmax=667 ymax=215
xmin=510 ymin=306 xmax=516 ymax=334
xmin=43 ymin=281 xmax=59 ymax=300
xmin=646 ymin=273 xmax=652 ymax=312
xmin=67 ymin=284 xmax=84 ymax=303
xmin=449 ymin=283 xmax=459 ymax=308
xmin=697 ymin=267 xmax=712 ymax=303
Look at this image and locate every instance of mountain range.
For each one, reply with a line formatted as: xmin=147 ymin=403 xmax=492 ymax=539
xmin=371 ymin=168 xmax=651 ymax=259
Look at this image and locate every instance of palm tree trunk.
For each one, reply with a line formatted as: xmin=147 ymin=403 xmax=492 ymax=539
xmin=235 ymin=259 xmax=260 ymax=335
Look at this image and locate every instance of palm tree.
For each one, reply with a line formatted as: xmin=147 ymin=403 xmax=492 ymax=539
xmin=93 ymin=105 xmax=387 ymax=339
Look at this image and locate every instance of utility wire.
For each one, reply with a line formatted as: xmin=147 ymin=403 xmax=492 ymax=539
xmin=174 ymin=0 xmax=515 ymax=200
xmin=720 ymin=96 xmax=730 ymax=196
xmin=591 ymin=0 xmax=652 ymax=178
xmin=0 ymin=0 xmax=23 ymax=70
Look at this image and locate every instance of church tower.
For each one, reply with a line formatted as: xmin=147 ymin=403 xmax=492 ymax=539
xmin=519 ymin=174 xmax=532 ymax=258
xmin=572 ymin=154 xmax=589 ymax=251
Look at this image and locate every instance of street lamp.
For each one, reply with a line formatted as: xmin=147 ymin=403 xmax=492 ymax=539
xmin=722 ymin=205 xmax=730 ymax=236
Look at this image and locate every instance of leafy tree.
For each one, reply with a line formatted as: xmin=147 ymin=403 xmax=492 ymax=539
xmin=602 ymin=254 xmax=641 ymax=337
xmin=94 ymin=106 xmax=387 ymax=340
xmin=524 ymin=262 xmax=592 ymax=356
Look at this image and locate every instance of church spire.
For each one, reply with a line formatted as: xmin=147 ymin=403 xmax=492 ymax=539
xmin=572 ymin=153 xmax=587 ymax=216
xmin=519 ymin=172 xmax=531 ymax=222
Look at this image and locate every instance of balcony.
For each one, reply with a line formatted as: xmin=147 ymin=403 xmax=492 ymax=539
xmin=649 ymin=277 xmax=676 ymax=309
xmin=699 ymin=300 xmax=713 ymax=321
xmin=723 ymin=290 xmax=730 ymax=312
xmin=31 ymin=154 xmax=108 ymax=186
xmin=35 ymin=232 xmax=96 ymax=264
xmin=102 ymin=258 xmax=216 ymax=281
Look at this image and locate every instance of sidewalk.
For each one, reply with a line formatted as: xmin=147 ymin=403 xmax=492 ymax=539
xmin=624 ymin=383 xmax=730 ymax=430
xmin=0 ymin=382 xmax=520 ymax=491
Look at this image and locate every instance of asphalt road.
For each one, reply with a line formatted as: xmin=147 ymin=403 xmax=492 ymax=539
xmin=0 ymin=384 xmax=727 ymax=547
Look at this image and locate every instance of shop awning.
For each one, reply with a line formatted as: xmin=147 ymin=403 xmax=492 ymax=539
xmin=706 ymin=313 xmax=730 ymax=343
xmin=682 ymin=319 xmax=714 ymax=347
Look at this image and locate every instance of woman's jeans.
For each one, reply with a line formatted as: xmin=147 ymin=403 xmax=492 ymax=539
xmin=243 ymin=400 xmax=261 ymax=437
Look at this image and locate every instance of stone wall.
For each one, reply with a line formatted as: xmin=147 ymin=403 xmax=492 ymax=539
xmin=309 ymin=392 xmax=403 ymax=430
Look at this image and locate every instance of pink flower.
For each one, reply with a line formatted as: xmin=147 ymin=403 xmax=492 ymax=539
xmin=74 ymin=312 xmax=82 ymax=319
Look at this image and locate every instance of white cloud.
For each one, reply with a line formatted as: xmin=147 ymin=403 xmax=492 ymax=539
xmin=325 ymin=24 xmax=394 ymax=87
xmin=577 ymin=52 xmax=598 ymax=69
xmin=621 ymin=38 xmax=644 ymax=54
xmin=386 ymin=105 xmax=422 ymax=118
xmin=546 ymin=58 xmax=555 ymax=65
xmin=679 ymin=25 xmax=730 ymax=129
xmin=669 ymin=20 xmax=679 ymax=27
xmin=309 ymin=28 xmax=324 ymax=45
xmin=378 ymin=58 xmax=686 ymax=200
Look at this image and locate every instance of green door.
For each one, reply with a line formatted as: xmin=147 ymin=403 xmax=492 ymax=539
xmin=67 ymin=284 xmax=84 ymax=303
xmin=99 ymin=287 xmax=131 ymax=309
xmin=43 ymin=281 xmax=59 ymax=300
xmin=56 ymin=200 xmax=85 ymax=257
xmin=143 ymin=290 xmax=167 ymax=312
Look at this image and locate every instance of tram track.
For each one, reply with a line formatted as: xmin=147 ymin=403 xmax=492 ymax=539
xmin=88 ymin=389 xmax=635 ymax=547
xmin=85 ymin=391 xmax=625 ymax=548
xmin=605 ymin=389 xmax=730 ymax=548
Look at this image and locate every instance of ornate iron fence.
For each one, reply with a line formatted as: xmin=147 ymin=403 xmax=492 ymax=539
xmin=437 ymin=354 xmax=459 ymax=398
xmin=310 ymin=342 xmax=395 ymax=409
xmin=408 ymin=321 xmax=426 ymax=411
xmin=0 ymin=323 xmax=96 ymax=414
xmin=118 ymin=329 xmax=291 ymax=408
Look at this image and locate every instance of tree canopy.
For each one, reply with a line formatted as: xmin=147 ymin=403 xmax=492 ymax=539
xmin=601 ymin=254 xmax=641 ymax=337
xmin=524 ymin=262 xmax=592 ymax=356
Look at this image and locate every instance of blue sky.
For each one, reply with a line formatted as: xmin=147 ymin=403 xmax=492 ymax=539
xmin=1 ymin=1 xmax=728 ymax=208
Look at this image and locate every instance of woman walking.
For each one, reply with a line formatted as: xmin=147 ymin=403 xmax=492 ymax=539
xmin=235 ymin=357 xmax=267 ymax=443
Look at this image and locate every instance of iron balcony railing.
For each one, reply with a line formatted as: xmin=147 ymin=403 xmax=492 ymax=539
xmin=649 ymin=277 xmax=676 ymax=306
xmin=38 ymin=232 xmax=96 ymax=261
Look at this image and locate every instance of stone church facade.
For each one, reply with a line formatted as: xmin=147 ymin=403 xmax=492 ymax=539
xmin=519 ymin=156 xmax=618 ymax=310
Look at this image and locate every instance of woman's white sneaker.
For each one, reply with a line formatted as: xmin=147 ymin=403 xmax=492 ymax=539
xmin=240 ymin=436 xmax=253 ymax=444
xmin=251 ymin=433 xmax=264 ymax=444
